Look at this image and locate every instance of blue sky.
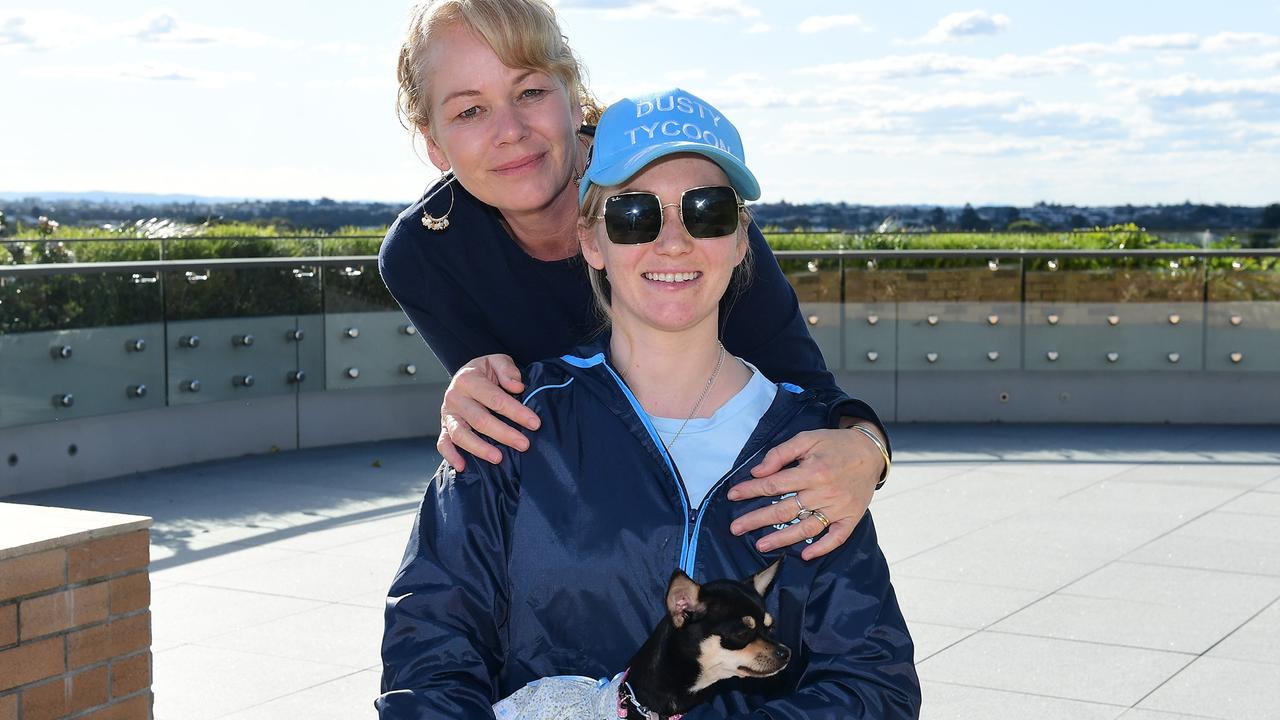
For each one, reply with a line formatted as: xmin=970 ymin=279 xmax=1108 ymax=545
xmin=3 ymin=1 xmax=1278 ymax=206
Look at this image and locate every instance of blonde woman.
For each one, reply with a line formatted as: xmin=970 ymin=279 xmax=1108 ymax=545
xmin=381 ymin=0 xmax=892 ymax=561
xmin=379 ymin=88 xmax=919 ymax=720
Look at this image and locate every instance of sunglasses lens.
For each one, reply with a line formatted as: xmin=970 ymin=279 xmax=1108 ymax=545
xmin=603 ymin=194 xmax=662 ymax=244
xmin=681 ymin=186 xmax=740 ymax=239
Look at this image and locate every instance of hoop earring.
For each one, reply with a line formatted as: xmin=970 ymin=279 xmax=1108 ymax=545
xmin=571 ymin=138 xmax=593 ymax=188
xmin=421 ymin=175 xmax=455 ymax=231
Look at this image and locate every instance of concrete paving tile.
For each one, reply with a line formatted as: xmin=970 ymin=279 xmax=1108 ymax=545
xmin=977 ymin=461 xmax=1135 ymax=484
xmin=317 ymin=530 xmax=414 ymax=567
xmin=907 ymin=622 xmax=974 ymax=661
xmin=1116 ymin=711 xmax=1220 ymax=720
xmin=920 ymin=681 xmax=1124 ymax=720
xmin=1215 ymin=491 xmax=1280 ymax=518
xmin=1124 ymin=511 xmax=1280 ymax=577
xmin=168 ymin=510 xmax=417 ymax=556
xmin=1138 ymin=656 xmax=1280 ymax=720
xmin=1209 ymin=599 xmax=1280 ymax=666
xmin=339 ymin=589 xmax=391 ymax=610
xmin=872 ymin=462 xmax=977 ymax=500
xmin=193 ymin=551 xmax=395 ymax=603
xmin=1107 ymin=463 xmax=1280 ymax=490
xmin=1258 ymin=477 xmax=1280 ymax=494
xmin=918 ymin=632 xmax=1193 ymax=706
xmin=875 ymin=467 xmax=1105 ymax=561
xmin=246 ymin=511 xmax=417 ymax=553
xmin=199 ymin=602 xmax=385 ymax=670
xmin=992 ymin=562 xmax=1280 ymax=653
xmin=893 ymin=576 xmax=1045 ymax=630
xmin=151 ymin=583 xmax=326 ymax=651
xmin=150 ymin=542 xmax=310 ymax=584
xmin=897 ymin=480 xmax=1240 ymax=591
xmin=219 ymin=669 xmax=382 ymax=720
xmin=893 ymin=521 xmax=1121 ymax=592
xmin=152 ymin=644 xmax=357 ymax=720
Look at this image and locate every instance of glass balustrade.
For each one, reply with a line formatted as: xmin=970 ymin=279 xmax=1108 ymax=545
xmin=1 ymin=245 xmax=1277 ymax=431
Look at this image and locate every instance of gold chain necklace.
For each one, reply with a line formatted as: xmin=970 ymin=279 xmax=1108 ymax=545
xmin=662 ymin=342 xmax=726 ymax=449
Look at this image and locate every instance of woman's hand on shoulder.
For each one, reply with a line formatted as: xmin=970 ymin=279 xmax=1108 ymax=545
xmin=439 ymin=354 xmax=541 ymax=471
xmin=726 ymin=426 xmax=886 ymax=561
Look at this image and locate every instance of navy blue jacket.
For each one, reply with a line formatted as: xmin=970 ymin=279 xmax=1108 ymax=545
xmin=377 ymin=344 xmax=920 ymax=719
xmin=378 ymin=178 xmax=889 ymax=449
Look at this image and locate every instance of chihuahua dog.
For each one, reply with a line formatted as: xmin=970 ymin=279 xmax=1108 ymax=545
xmin=619 ymin=559 xmax=791 ymax=719
xmin=493 ymin=560 xmax=789 ymax=720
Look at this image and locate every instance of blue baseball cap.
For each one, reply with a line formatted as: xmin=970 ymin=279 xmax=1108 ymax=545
xmin=580 ymin=87 xmax=760 ymax=203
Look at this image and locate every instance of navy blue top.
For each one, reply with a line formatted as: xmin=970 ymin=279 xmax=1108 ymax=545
xmin=378 ymin=176 xmax=888 ymax=448
xmin=377 ymin=344 xmax=920 ymax=718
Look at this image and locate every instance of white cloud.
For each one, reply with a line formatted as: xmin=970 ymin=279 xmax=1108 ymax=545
xmin=23 ymin=62 xmax=251 ymax=87
xmin=559 ymin=0 xmax=761 ymax=20
xmin=1047 ymin=31 xmax=1232 ymax=60
xmin=120 ymin=9 xmax=282 ymax=47
xmin=797 ymin=52 xmax=1087 ymax=82
xmin=1047 ymin=33 xmax=1203 ymax=56
xmin=1115 ymin=33 xmax=1199 ymax=51
xmin=1230 ymin=51 xmax=1280 ymax=71
xmin=798 ymin=15 xmax=867 ymax=34
xmin=746 ymin=21 xmax=771 ymax=33
xmin=1202 ymin=31 xmax=1280 ymax=52
xmin=917 ymin=10 xmax=1011 ymax=45
xmin=0 ymin=11 xmax=96 ymax=51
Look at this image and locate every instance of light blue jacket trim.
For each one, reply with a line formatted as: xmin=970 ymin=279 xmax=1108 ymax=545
xmin=522 ymin=378 xmax=574 ymax=406
xmin=781 ymin=382 xmax=804 ymax=394
xmin=561 ymin=351 xmax=692 ymax=571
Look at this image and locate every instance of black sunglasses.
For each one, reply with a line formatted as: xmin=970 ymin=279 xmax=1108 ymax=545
xmin=595 ymin=185 xmax=745 ymax=245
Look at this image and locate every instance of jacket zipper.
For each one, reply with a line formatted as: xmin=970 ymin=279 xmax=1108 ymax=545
xmin=599 ymin=357 xmax=810 ymax=577
xmin=599 ymin=361 xmax=696 ymax=570
xmin=682 ymin=401 xmax=808 ymax=577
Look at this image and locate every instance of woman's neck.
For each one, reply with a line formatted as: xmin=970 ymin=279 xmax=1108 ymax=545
xmin=610 ymin=321 xmax=752 ymax=420
xmin=500 ymin=181 xmax=582 ymax=263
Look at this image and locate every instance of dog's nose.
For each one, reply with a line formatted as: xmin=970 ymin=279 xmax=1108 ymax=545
xmin=774 ymin=644 xmax=791 ymax=663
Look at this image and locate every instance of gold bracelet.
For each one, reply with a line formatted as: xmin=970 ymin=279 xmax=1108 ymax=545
xmin=849 ymin=424 xmax=891 ymax=490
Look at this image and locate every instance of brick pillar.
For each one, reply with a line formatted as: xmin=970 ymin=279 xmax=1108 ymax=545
xmin=0 ymin=505 xmax=152 ymax=719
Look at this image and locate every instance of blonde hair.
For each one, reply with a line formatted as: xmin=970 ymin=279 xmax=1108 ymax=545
xmin=579 ymin=183 xmax=755 ymax=330
xmin=397 ymin=0 xmax=603 ymax=134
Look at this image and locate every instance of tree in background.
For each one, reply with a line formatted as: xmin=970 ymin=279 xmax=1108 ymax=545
xmin=1006 ymin=219 xmax=1047 ymax=232
xmin=957 ymin=203 xmax=991 ymax=231
xmin=926 ymin=207 xmax=947 ymax=230
xmin=1261 ymin=203 xmax=1280 ymax=229
xmin=0 ymin=209 xmax=7 ymax=237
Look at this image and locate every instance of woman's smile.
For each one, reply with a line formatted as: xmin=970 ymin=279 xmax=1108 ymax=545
xmin=492 ymin=152 xmax=546 ymax=174
xmin=642 ymin=271 xmax=703 ymax=286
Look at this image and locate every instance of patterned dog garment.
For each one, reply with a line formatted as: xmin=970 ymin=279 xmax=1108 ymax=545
xmin=493 ymin=673 xmax=626 ymax=720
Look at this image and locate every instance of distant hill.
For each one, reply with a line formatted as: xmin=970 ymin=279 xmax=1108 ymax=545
xmin=1 ymin=193 xmax=1276 ymax=235
xmin=0 ymin=191 xmax=248 ymax=204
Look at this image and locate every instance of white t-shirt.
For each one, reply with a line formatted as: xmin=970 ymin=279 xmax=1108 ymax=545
xmin=650 ymin=362 xmax=778 ymax=508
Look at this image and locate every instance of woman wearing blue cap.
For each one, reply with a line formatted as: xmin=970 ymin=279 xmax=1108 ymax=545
xmin=383 ymin=0 xmax=892 ymax=561
xmin=378 ymin=87 xmax=920 ymax=719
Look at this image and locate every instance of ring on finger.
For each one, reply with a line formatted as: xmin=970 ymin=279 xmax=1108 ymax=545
xmin=810 ymin=510 xmax=831 ymax=529
xmin=796 ymin=508 xmax=815 ymax=521
xmin=792 ymin=495 xmax=806 ymax=518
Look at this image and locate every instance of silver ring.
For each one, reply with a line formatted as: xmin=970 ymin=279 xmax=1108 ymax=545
xmin=796 ymin=508 xmax=815 ymax=521
xmin=792 ymin=495 xmax=805 ymax=518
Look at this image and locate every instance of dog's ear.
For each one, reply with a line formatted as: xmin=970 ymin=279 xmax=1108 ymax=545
xmin=666 ymin=570 xmax=704 ymax=628
xmin=749 ymin=558 xmax=782 ymax=598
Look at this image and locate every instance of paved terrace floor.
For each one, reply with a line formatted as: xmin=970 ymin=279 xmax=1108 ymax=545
xmin=11 ymin=424 xmax=1280 ymax=720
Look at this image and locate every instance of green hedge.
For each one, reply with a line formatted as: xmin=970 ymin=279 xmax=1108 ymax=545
xmin=2 ymin=223 xmax=1275 ymax=332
